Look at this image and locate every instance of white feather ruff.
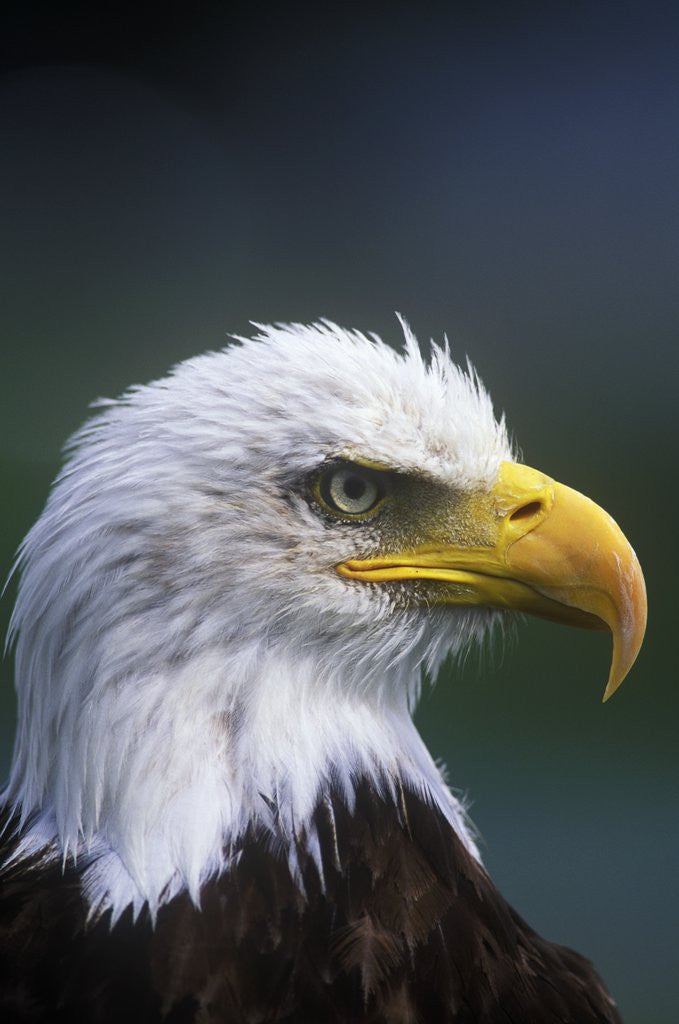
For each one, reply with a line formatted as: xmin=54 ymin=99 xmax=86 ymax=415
xmin=4 ymin=319 xmax=512 ymax=921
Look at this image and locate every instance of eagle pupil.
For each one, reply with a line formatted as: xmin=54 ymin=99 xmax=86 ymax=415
xmin=344 ymin=476 xmax=366 ymax=500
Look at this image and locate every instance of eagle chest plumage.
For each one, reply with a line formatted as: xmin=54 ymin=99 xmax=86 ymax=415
xmin=0 ymin=786 xmax=619 ymax=1023
xmin=0 ymin=321 xmax=645 ymax=1022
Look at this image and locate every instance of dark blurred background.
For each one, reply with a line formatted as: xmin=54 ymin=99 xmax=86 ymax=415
xmin=1 ymin=3 xmax=677 ymax=1020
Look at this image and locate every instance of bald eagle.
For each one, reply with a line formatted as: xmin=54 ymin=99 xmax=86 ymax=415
xmin=0 ymin=321 xmax=645 ymax=1023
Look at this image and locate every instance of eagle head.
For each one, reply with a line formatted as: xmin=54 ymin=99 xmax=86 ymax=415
xmin=4 ymin=319 xmax=646 ymax=918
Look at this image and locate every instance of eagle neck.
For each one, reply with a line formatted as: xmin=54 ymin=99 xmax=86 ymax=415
xmin=6 ymin=644 xmax=479 ymax=923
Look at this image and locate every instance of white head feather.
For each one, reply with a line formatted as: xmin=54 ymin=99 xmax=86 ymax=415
xmin=4 ymin=319 xmax=512 ymax=920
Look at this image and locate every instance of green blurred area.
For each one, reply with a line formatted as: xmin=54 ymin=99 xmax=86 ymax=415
xmin=1 ymin=7 xmax=678 ymax=1021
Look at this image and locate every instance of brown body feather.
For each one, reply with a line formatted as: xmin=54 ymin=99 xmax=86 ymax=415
xmin=0 ymin=784 xmax=621 ymax=1023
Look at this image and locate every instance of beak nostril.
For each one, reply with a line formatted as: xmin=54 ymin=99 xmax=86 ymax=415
xmin=509 ymin=500 xmax=543 ymax=523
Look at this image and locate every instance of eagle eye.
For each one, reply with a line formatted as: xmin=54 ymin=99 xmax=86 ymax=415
xmin=315 ymin=463 xmax=387 ymax=519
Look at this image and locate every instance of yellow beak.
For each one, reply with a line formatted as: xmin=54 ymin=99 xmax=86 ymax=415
xmin=336 ymin=461 xmax=647 ymax=700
